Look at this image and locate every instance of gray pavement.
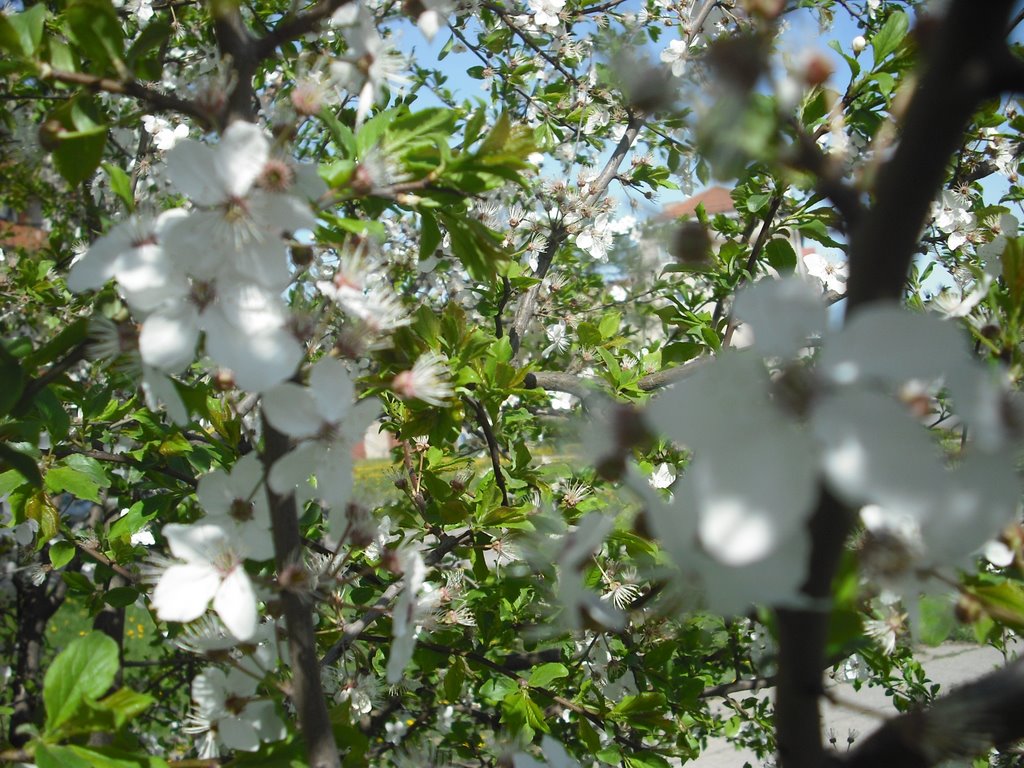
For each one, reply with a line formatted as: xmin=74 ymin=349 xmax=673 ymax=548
xmin=690 ymin=642 xmax=1018 ymax=767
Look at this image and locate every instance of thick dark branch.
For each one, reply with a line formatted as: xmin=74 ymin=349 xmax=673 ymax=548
xmin=845 ymin=0 xmax=1017 ymax=312
xmin=210 ymin=0 xmax=259 ymax=127
xmin=527 ymin=371 xmax=601 ymax=399
xmin=42 ymin=68 xmax=210 ymax=127
xmin=773 ymin=490 xmax=851 ymax=768
xmin=843 ymin=656 xmax=1024 ymax=768
xmin=262 ymin=415 xmax=341 ymax=768
xmin=252 ymin=0 xmax=356 ymax=61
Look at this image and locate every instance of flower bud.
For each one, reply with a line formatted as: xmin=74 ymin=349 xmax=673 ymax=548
xmin=670 ymin=220 xmax=713 ymax=266
xmin=38 ymin=119 xmax=65 ymax=151
xmin=852 ymin=35 xmax=867 ymax=53
xmin=954 ymin=593 xmax=983 ymax=624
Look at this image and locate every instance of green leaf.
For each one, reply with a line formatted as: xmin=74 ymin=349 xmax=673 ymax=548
xmin=0 ymin=4 xmax=47 ymax=57
xmin=108 ymin=500 xmax=158 ymax=540
xmin=45 ymin=461 xmax=105 ymax=502
xmin=764 ymin=238 xmax=796 ymax=272
xmin=124 ymin=17 xmax=170 ymax=80
xmin=598 ymin=311 xmax=621 ymax=340
xmin=443 ymin=658 xmax=467 ymax=701
xmin=576 ymin=321 xmax=602 ymax=347
xmin=528 ymin=662 xmax=568 ymax=689
xmin=626 ymin=753 xmax=672 ymax=768
xmin=43 ymin=630 xmax=119 ymax=734
xmin=871 ymin=10 xmax=909 ymax=63
xmin=65 ymin=0 xmax=126 ymax=74
xmin=0 ymin=343 xmax=24 ymax=419
xmin=53 ymin=124 xmax=108 ymax=187
xmin=609 ymin=693 xmax=671 ymax=729
xmin=25 ymin=489 xmax=59 ymax=546
xmin=967 ymin=581 xmax=1024 ymax=633
xmin=420 ymin=210 xmax=442 ymax=261
xmin=745 ymin=192 xmax=771 ymax=213
xmin=49 ymin=539 xmax=76 ymax=569
xmin=917 ymin=595 xmax=955 ymax=646
xmin=103 ymin=586 xmax=140 ymax=608
xmin=502 ymin=689 xmax=549 ymax=741
xmin=38 ymin=744 xmax=165 ymax=768
xmin=90 ymin=687 xmax=155 ymax=729
xmin=0 ymin=443 xmax=41 ymax=487
xmin=102 ymin=163 xmax=134 ymax=211
xmin=36 ymin=744 xmax=94 ymax=768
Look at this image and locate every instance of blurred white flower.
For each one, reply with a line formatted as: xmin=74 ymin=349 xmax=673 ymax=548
xmin=931 ymin=190 xmax=976 ymax=251
xmin=660 ymin=39 xmax=691 ymax=77
xmin=197 ymin=454 xmax=274 ymax=561
xmin=575 ymin=215 xmax=613 ymax=260
xmin=392 ymin=351 xmax=453 ymax=406
xmin=262 ymin=357 xmax=378 ymax=523
xmin=331 ymin=22 xmax=409 ymax=125
xmin=648 ymin=462 xmax=676 ymax=490
xmin=801 ymin=251 xmax=848 ymax=295
xmin=188 ymin=666 xmax=285 ymax=753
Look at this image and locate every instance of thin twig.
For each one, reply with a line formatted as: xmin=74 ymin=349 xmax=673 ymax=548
xmin=463 ymin=395 xmax=510 ymax=507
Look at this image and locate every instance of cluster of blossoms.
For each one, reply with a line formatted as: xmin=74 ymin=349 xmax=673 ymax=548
xmin=640 ymin=276 xmax=1022 ymax=619
xmin=69 ymin=120 xmax=322 ymax=397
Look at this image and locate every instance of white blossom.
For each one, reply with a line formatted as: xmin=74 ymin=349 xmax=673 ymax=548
xmin=152 ymin=522 xmax=259 ymax=641
xmin=392 ymin=351 xmax=453 ymax=406
xmin=189 ymin=666 xmax=286 ymax=753
xmin=528 ymin=0 xmax=564 ymax=29
xmin=543 ymin=320 xmax=570 ymax=357
xmin=196 ymin=454 xmax=275 ymax=561
xmin=262 ymin=357 xmax=378 ymax=526
xmin=660 ymin=39 xmax=691 ymax=77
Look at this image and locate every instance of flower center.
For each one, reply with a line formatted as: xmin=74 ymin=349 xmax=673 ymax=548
xmin=258 ymin=159 xmax=295 ymax=193
xmin=230 ymin=497 xmax=255 ymax=522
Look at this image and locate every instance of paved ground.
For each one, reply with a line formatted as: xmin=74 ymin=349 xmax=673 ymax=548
xmin=691 ymin=642 xmax=1019 ymax=767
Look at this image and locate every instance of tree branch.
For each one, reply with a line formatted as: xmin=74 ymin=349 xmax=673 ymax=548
xmin=252 ymin=0 xmax=356 ymax=61
xmin=845 ymin=0 xmax=1017 ymax=313
xmin=262 ymin=415 xmax=341 ymax=768
xmin=464 ymin=395 xmax=510 ymax=507
xmin=41 ymin=68 xmax=210 ymax=127
xmin=509 ymin=115 xmax=643 ymax=357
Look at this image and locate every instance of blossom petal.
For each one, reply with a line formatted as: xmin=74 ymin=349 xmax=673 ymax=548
xmin=309 ymin=357 xmax=355 ymax=423
xmin=204 ymin=311 xmax=302 ymax=392
xmin=732 ymin=277 xmax=827 ymax=360
xmin=820 ymin=304 xmax=972 ymax=387
xmin=153 ymin=563 xmax=219 ymax=623
xmin=164 ymin=522 xmax=231 ymax=562
xmin=117 ymin=244 xmax=190 ymax=312
xmin=139 ymin=302 xmax=200 ymax=373
xmin=141 ymin=366 xmax=189 ymax=425
xmin=214 ymin=566 xmax=258 ymax=641
xmin=167 ymin=140 xmax=228 ymax=206
xmin=263 ymin=384 xmax=322 ymax=439
xmin=249 ymin=190 xmax=318 ymax=236
xmin=219 ymin=716 xmax=261 ymax=752
xmin=268 ymin=441 xmax=320 ymax=495
xmin=216 ymin=121 xmax=270 ymax=199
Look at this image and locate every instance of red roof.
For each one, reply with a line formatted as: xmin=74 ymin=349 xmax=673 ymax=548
xmin=0 ymin=221 xmax=46 ymax=251
xmin=662 ymin=186 xmax=735 ymax=219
